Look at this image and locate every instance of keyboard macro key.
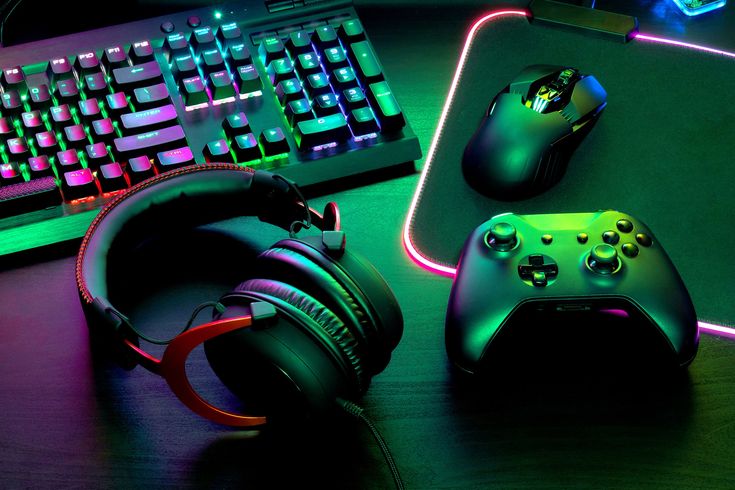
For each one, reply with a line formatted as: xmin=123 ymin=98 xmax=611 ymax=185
xmin=368 ymin=81 xmax=405 ymax=133
xmin=63 ymin=124 xmax=90 ymax=149
xmin=6 ymin=137 xmax=30 ymax=160
xmin=46 ymin=56 xmax=75 ymax=84
xmin=349 ymin=106 xmax=379 ymax=135
xmin=235 ymin=65 xmax=261 ymax=95
xmin=209 ymin=71 xmax=236 ymax=101
xmin=86 ymin=142 xmax=113 ymax=169
xmin=155 ymin=146 xmax=194 ymax=171
xmin=1 ymin=90 xmax=23 ymax=115
xmin=20 ymin=111 xmax=45 ymax=136
xmin=275 ymin=78 xmax=303 ymax=106
xmin=28 ymin=84 xmax=53 ymax=110
xmin=133 ymin=83 xmax=171 ymax=109
xmin=227 ymin=44 xmax=252 ymax=68
xmin=0 ymin=162 xmax=24 ymax=186
xmin=217 ymin=22 xmax=243 ymax=46
xmin=34 ymin=131 xmax=60 ymax=155
xmin=62 ymin=168 xmax=98 ymax=201
xmin=28 ymin=155 xmax=54 ymax=179
xmin=102 ymin=45 xmax=129 ymax=71
xmin=127 ymin=155 xmax=155 ymax=185
xmin=338 ymin=19 xmax=365 ymax=43
xmin=129 ymin=40 xmax=155 ymax=64
xmin=350 ymin=40 xmax=384 ymax=85
xmin=259 ymin=127 xmax=289 ymax=156
xmin=112 ymin=61 xmax=163 ymax=91
xmin=232 ymin=133 xmax=261 ymax=162
xmin=295 ymin=112 xmax=350 ymax=150
xmin=74 ymin=51 xmax=102 ymax=75
xmin=56 ymin=149 xmax=83 ymax=173
xmin=222 ymin=112 xmax=250 ymax=139
xmin=49 ymin=104 xmax=74 ymax=129
xmin=120 ymin=104 xmax=178 ymax=135
xmin=98 ymin=162 xmax=128 ymax=193
xmin=91 ymin=118 xmax=116 ymax=143
xmin=204 ymin=139 xmax=233 ymax=163
xmin=285 ymin=99 xmax=313 ymax=126
xmin=54 ymin=79 xmax=80 ymax=104
xmin=179 ymin=76 xmax=208 ymax=107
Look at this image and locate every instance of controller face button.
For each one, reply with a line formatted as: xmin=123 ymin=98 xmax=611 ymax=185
xmin=577 ymin=232 xmax=589 ymax=244
xmin=622 ymin=243 xmax=639 ymax=258
xmin=541 ymin=234 xmax=553 ymax=244
xmin=616 ymin=219 xmax=633 ymax=233
xmin=486 ymin=222 xmax=518 ymax=251
xmin=586 ymin=243 xmax=621 ymax=274
xmin=602 ymin=230 xmax=620 ymax=245
xmin=636 ymin=233 xmax=653 ymax=247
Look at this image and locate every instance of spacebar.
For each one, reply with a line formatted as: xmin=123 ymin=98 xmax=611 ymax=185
xmin=114 ymin=125 xmax=187 ymax=157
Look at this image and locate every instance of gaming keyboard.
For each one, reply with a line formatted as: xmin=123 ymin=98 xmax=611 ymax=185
xmin=0 ymin=0 xmax=421 ymax=256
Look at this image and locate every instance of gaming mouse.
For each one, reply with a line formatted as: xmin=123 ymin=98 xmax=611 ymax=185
xmin=462 ymin=65 xmax=607 ymax=200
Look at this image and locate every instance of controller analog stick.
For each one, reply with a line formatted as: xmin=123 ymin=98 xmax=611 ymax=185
xmin=486 ymin=222 xmax=518 ymax=251
xmin=587 ymin=243 xmax=620 ymax=274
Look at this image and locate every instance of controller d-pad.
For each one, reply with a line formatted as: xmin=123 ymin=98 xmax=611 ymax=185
xmin=518 ymin=254 xmax=558 ymax=287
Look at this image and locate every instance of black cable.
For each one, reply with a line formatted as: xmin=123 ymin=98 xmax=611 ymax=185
xmin=337 ymin=398 xmax=406 ymax=490
xmin=0 ymin=0 xmax=24 ymax=47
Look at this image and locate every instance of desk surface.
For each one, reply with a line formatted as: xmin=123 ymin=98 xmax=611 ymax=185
xmin=1 ymin=2 xmax=735 ymax=488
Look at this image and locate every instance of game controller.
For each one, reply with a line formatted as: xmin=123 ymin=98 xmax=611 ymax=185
xmin=445 ymin=210 xmax=699 ymax=374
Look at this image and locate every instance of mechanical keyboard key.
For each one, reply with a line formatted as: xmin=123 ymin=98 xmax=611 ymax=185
xmin=102 ymin=45 xmax=129 ymax=71
xmin=0 ymin=176 xmax=61 ymax=219
xmin=105 ymin=92 xmax=131 ymax=120
xmin=180 ymin=76 xmax=209 ymax=107
xmin=120 ymin=104 xmax=178 ymax=135
xmin=350 ymin=40 xmax=384 ymax=85
xmin=235 ymin=65 xmax=261 ymax=95
xmin=91 ymin=118 xmax=116 ymax=143
xmin=227 ymin=43 xmax=252 ymax=68
xmin=98 ymin=162 xmax=128 ymax=193
xmin=133 ymin=83 xmax=171 ymax=109
xmin=74 ymin=51 xmax=101 ymax=75
xmin=20 ymin=111 xmax=45 ymax=136
xmin=305 ymin=72 xmax=331 ymax=99
xmin=129 ymin=40 xmax=154 ymax=64
xmin=209 ymin=71 xmax=236 ymax=102
xmin=172 ymin=54 xmax=199 ymax=81
xmin=127 ymin=155 xmax=155 ymax=184
xmin=286 ymin=99 xmax=313 ymax=126
xmin=86 ymin=142 xmax=113 ymax=168
xmin=6 ymin=137 xmax=30 ymax=160
xmin=201 ymin=49 xmax=226 ymax=75
xmin=267 ymin=58 xmax=295 ymax=85
xmin=203 ymin=139 xmax=233 ymax=163
xmin=275 ymin=78 xmax=303 ymax=106
xmin=28 ymin=155 xmax=54 ymax=179
xmin=1 ymin=66 xmax=27 ymax=94
xmin=35 ymin=131 xmax=60 ymax=155
xmin=368 ymin=81 xmax=405 ymax=133
xmin=349 ymin=106 xmax=379 ymax=135
xmin=54 ymin=79 xmax=80 ymax=104
xmin=78 ymin=98 xmax=102 ymax=123
xmin=222 ymin=112 xmax=250 ymax=139
xmin=190 ymin=26 xmax=217 ymax=54
xmin=331 ymin=67 xmax=357 ymax=92
xmin=63 ymin=124 xmax=90 ymax=149
xmin=62 ymin=168 xmax=98 ymax=201
xmin=49 ymin=104 xmax=74 ymax=129
xmin=83 ymin=72 xmax=109 ymax=97
xmin=338 ymin=19 xmax=365 ymax=43
xmin=313 ymin=93 xmax=340 ymax=116
xmin=56 ymin=149 xmax=83 ymax=173
xmin=217 ymin=23 xmax=243 ymax=46
xmin=46 ymin=56 xmax=75 ymax=84
xmin=113 ymin=125 xmax=187 ymax=158
xmin=259 ymin=127 xmax=289 ymax=156
xmin=313 ymin=25 xmax=339 ymax=49
xmin=164 ymin=33 xmax=191 ymax=61
xmin=0 ymin=117 xmax=15 ymax=144
xmin=232 ymin=133 xmax=261 ymax=162
xmin=323 ymin=46 xmax=349 ymax=71
xmin=0 ymin=162 xmax=24 ymax=186
xmin=295 ymin=113 xmax=350 ymax=150
xmin=156 ymin=146 xmax=194 ymax=171
xmin=286 ymin=31 xmax=312 ymax=55
xmin=1 ymin=90 xmax=23 ymax=115
xmin=342 ymin=87 xmax=367 ymax=111
xmin=28 ymin=84 xmax=53 ymax=110
xmin=259 ymin=36 xmax=286 ymax=65
xmin=296 ymin=52 xmax=321 ymax=77
xmin=112 ymin=61 xmax=163 ymax=91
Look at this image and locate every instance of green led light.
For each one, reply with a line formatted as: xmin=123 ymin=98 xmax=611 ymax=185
xmin=214 ymin=11 xmax=222 ymax=20
xmin=263 ymin=153 xmax=288 ymax=162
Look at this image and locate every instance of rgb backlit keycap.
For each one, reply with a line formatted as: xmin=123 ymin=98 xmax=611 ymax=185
xmin=62 ymin=168 xmax=98 ymax=201
xmin=204 ymin=139 xmax=233 ymax=163
xmin=63 ymin=124 xmax=89 ymax=149
xmin=102 ymin=45 xmax=129 ymax=71
xmin=232 ymin=133 xmax=261 ymax=162
xmin=56 ymin=149 xmax=83 ymax=172
xmin=127 ymin=155 xmax=155 ymax=184
xmin=295 ymin=113 xmax=350 ymax=150
xmin=7 ymin=138 xmax=30 ymax=159
xmin=74 ymin=51 xmax=101 ymax=75
xmin=180 ymin=76 xmax=208 ymax=107
xmin=0 ymin=162 xmax=23 ymax=186
xmin=222 ymin=112 xmax=250 ymax=139
xmin=129 ymin=40 xmax=154 ymax=64
xmin=46 ymin=57 xmax=74 ymax=83
xmin=217 ymin=23 xmax=243 ymax=46
xmin=259 ymin=127 xmax=289 ymax=156
xmin=28 ymin=84 xmax=52 ymax=110
xmin=236 ymin=65 xmax=261 ymax=94
xmin=2 ymin=66 xmax=26 ymax=94
xmin=227 ymin=44 xmax=252 ymax=68
xmin=156 ymin=146 xmax=195 ymax=170
xmin=1 ymin=90 xmax=22 ymax=114
xmin=54 ymin=79 xmax=80 ymax=103
xmin=86 ymin=142 xmax=113 ymax=168
xmin=91 ymin=118 xmax=116 ymax=143
xmin=134 ymin=83 xmax=171 ymax=109
xmin=35 ymin=131 xmax=60 ymax=155
xmin=98 ymin=162 xmax=127 ymax=192
xmin=209 ymin=71 xmax=236 ymax=101
xmin=28 ymin=156 xmax=54 ymax=179
xmin=259 ymin=36 xmax=286 ymax=64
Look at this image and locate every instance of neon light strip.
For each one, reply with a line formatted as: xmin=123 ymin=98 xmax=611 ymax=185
xmin=400 ymin=9 xmax=735 ymax=337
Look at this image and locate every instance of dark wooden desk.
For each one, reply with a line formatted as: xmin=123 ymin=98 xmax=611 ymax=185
xmin=2 ymin=2 xmax=734 ymax=488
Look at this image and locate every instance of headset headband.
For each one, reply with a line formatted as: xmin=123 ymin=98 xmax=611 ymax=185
xmin=75 ymin=164 xmax=341 ymax=427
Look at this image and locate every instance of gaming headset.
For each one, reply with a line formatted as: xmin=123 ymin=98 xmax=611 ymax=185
xmin=75 ymin=163 xmax=404 ymax=428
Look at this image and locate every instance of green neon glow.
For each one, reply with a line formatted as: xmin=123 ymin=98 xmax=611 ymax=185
xmin=214 ymin=11 xmax=222 ymax=19
xmin=263 ymin=152 xmax=288 ymax=162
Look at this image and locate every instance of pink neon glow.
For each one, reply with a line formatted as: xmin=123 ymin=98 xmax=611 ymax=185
xmin=400 ymin=10 xmax=735 ymax=338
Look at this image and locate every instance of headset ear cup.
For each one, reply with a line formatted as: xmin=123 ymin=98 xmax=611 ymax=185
xmin=203 ymin=279 xmax=365 ymax=421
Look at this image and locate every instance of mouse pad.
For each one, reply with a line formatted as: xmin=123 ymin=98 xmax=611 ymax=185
xmin=405 ymin=10 xmax=735 ymax=327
